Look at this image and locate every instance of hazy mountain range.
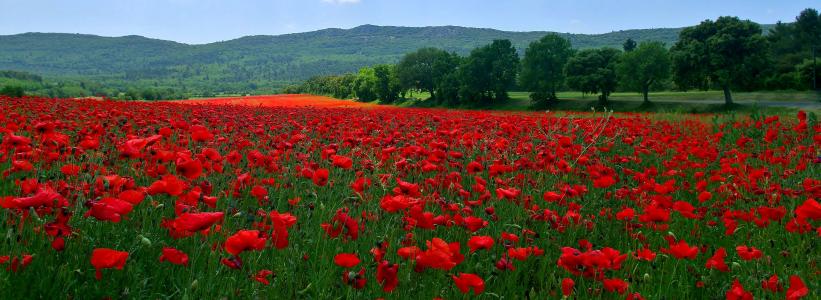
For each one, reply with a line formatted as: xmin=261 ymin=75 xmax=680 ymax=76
xmin=0 ymin=23 xmax=776 ymax=90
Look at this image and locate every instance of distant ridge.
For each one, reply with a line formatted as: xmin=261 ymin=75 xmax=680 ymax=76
xmin=0 ymin=24 xmax=776 ymax=89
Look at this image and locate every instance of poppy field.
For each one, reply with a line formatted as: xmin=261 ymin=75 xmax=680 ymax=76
xmin=0 ymin=95 xmax=818 ymax=299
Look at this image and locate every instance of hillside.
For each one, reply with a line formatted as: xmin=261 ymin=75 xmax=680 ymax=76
xmin=0 ymin=24 xmax=775 ymax=93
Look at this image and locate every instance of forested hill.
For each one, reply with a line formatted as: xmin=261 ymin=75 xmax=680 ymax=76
xmin=0 ymin=24 xmax=775 ymax=91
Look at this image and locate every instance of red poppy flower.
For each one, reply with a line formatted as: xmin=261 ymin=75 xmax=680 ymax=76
xmin=117 ymin=190 xmax=145 ymax=205
xmin=380 ymin=195 xmax=416 ymax=213
xmin=312 ymin=168 xmax=329 ymax=186
xmin=735 ymin=245 xmax=762 ymax=261
xmin=666 ymin=240 xmax=698 ymax=260
xmin=726 ymin=279 xmax=753 ymax=300
xmin=561 ymin=278 xmax=574 ymax=297
xmin=254 ymin=269 xmax=274 ymax=285
xmin=342 ymin=268 xmax=366 ymax=289
xmin=633 ymin=247 xmax=657 ymax=261
xmin=270 ymin=211 xmax=297 ymax=249
xmin=795 ymin=198 xmax=820 ymax=221
xmin=603 ymin=278 xmax=629 ymax=294
xmin=397 ymin=246 xmax=421 ymax=260
xmin=350 ymin=177 xmax=371 ymax=195
xmin=321 ymin=209 xmax=359 ymax=241
xmin=762 ymin=274 xmax=782 ymax=292
xmin=146 ymin=175 xmax=187 ymax=196
xmin=331 ymin=155 xmax=353 ymax=169
xmin=467 ymin=161 xmax=483 ymax=173
xmin=414 ymin=238 xmax=463 ymax=272
xmin=159 ymin=247 xmax=189 ymax=266
xmin=0 ymin=188 xmax=67 ymax=209
xmin=175 ymin=157 xmax=203 ymax=180
xmin=593 ymin=175 xmax=617 ymax=188
xmin=60 ymin=164 xmax=81 ymax=176
xmin=333 ymin=253 xmax=361 ymax=268
xmin=84 ymin=197 xmax=134 ymax=223
xmin=616 ymin=208 xmax=635 ymax=221
xmin=467 ymin=236 xmax=494 ymax=253
xmin=376 ymin=260 xmax=399 ymax=292
xmin=221 ymin=256 xmax=242 ymax=269
xmin=705 ymin=248 xmax=729 ymax=272
xmin=3 ymin=254 xmax=33 ymax=272
xmin=697 ymin=191 xmax=712 ymax=203
xmin=224 ymin=230 xmax=266 ymax=256
xmin=51 ymin=237 xmax=66 ymax=251
xmin=462 ymin=216 xmax=488 ymax=232
xmin=786 ymin=275 xmax=808 ymax=300
xmin=166 ymin=212 xmax=224 ymax=233
xmin=495 ymin=187 xmax=521 ymax=199
xmin=452 ymin=273 xmax=484 ymax=295
xmin=90 ymin=248 xmax=129 ymax=280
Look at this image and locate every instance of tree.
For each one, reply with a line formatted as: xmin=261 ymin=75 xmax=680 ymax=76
xmin=372 ymin=64 xmax=402 ymax=103
xmin=671 ymin=16 xmax=769 ymax=105
xmin=0 ymin=85 xmax=25 ymax=97
xmin=459 ymin=39 xmax=519 ymax=105
xmin=519 ymin=34 xmax=574 ymax=107
xmin=794 ymin=8 xmax=821 ymax=49
xmin=623 ymin=38 xmax=637 ymax=52
xmin=565 ymin=48 xmax=621 ymax=105
xmin=396 ymin=48 xmax=458 ymax=101
xmin=354 ymin=67 xmax=378 ymax=102
xmin=796 ymin=59 xmax=821 ymax=89
xmin=616 ymin=41 xmax=671 ymax=104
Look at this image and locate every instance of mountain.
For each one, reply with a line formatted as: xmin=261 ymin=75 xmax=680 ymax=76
xmin=0 ymin=24 xmax=776 ymax=93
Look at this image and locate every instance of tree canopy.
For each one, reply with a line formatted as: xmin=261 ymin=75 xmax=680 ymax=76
xmin=565 ymin=48 xmax=621 ymax=104
xmin=519 ymin=34 xmax=574 ymax=107
xmin=458 ymin=40 xmax=520 ymax=105
xmin=617 ymin=41 xmax=671 ymax=103
xmin=671 ymin=16 xmax=769 ymax=105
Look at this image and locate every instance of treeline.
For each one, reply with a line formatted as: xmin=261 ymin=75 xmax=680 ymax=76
xmin=0 ymin=70 xmax=192 ymax=100
xmin=289 ymin=8 xmax=820 ymax=107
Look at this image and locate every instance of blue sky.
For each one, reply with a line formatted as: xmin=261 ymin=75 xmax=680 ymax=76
xmin=0 ymin=0 xmax=815 ymax=44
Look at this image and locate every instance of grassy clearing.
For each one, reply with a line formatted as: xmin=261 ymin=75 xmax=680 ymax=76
xmin=394 ymin=90 xmax=820 ymax=114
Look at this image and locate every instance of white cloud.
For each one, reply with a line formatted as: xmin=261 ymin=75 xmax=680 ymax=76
xmin=321 ymin=0 xmax=361 ymax=4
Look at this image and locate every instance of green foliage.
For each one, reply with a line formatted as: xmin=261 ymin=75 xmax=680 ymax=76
xmin=519 ymin=34 xmax=574 ymax=107
xmin=354 ymin=67 xmax=378 ymax=102
xmin=671 ymin=16 xmax=770 ymax=104
xmin=0 ymin=70 xmax=42 ymax=82
xmin=1 ymin=11 xmax=812 ymax=102
xmin=565 ymin=48 xmax=621 ymax=104
xmin=796 ymin=59 xmax=820 ymax=89
xmin=765 ymin=8 xmax=820 ymax=90
xmin=396 ymin=48 xmax=459 ymax=101
xmin=623 ymin=38 xmax=637 ymax=52
xmin=5 ymin=23 xmax=771 ymax=96
xmin=0 ymin=85 xmax=24 ymax=97
xmin=372 ymin=64 xmax=402 ymax=103
xmin=458 ymin=40 xmax=520 ymax=105
xmin=296 ymin=74 xmax=358 ymax=99
xmin=617 ymin=41 xmax=671 ymax=102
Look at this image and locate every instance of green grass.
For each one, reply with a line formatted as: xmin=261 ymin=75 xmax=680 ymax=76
xmin=554 ymin=90 xmax=820 ymax=102
xmin=395 ymin=90 xmax=820 ymax=114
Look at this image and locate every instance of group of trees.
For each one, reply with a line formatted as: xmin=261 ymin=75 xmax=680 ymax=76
xmin=0 ymin=69 xmax=196 ymax=100
xmin=292 ymin=8 xmax=819 ymax=107
xmin=287 ymin=40 xmax=523 ymax=107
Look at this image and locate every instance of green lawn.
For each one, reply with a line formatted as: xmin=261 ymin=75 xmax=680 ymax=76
xmin=553 ymin=90 xmax=819 ymax=102
xmin=394 ymin=90 xmax=820 ymax=114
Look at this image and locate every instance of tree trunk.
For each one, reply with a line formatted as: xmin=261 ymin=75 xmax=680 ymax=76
xmin=642 ymin=85 xmax=650 ymax=104
xmin=428 ymin=88 xmax=435 ymax=101
xmin=723 ymin=86 xmax=733 ymax=106
xmin=599 ymin=92 xmax=608 ymax=106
